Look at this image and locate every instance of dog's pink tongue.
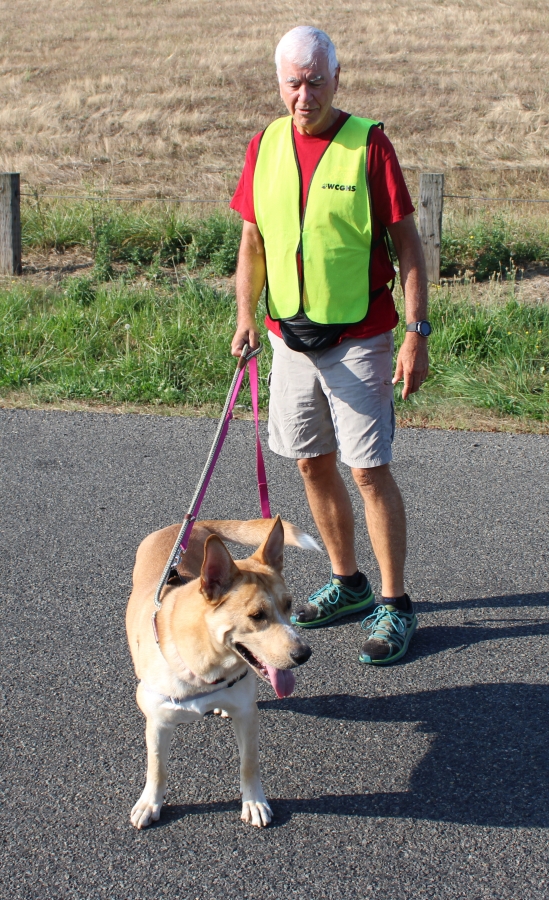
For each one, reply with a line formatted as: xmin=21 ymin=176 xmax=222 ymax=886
xmin=266 ymin=666 xmax=295 ymax=699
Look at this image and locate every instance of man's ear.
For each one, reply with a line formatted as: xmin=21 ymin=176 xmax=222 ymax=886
xmin=252 ymin=515 xmax=284 ymax=573
xmin=200 ymin=535 xmax=240 ymax=601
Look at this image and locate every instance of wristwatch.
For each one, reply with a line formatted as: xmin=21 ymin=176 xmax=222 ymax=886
xmin=406 ymin=320 xmax=432 ymax=337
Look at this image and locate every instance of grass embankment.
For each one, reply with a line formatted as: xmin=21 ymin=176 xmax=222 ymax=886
xmin=1 ymin=203 xmax=548 ymax=431
xmin=22 ymin=200 xmax=242 ymax=277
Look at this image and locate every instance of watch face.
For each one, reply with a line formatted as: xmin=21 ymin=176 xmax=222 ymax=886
xmin=419 ymin=321 xmax=432 ymax=336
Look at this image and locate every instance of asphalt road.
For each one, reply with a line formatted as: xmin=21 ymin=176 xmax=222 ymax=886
xmin=1 ymin=408 xmax=548 ymax=900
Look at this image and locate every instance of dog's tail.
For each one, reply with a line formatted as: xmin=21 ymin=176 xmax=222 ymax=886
xmin=197 ymin=519 xmax=323 ymax=552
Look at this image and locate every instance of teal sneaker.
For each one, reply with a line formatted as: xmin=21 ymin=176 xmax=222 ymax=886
xmin=358 ymin=596 xmax=417 ymax=665
xmin=291 ymin=574 xmax=375 ymax=628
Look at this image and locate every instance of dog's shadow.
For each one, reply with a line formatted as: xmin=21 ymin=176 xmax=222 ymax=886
xmin=155 ymin=680 xmax=549 ymax=830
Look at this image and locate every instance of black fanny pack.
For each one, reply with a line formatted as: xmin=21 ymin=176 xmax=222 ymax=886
xmin=279 ymin=286 xmax=386 ymax=352
xmin=280 ymin=318 xmax=347 ymax=352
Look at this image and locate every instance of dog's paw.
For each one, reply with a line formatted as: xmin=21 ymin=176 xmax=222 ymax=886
xmin=241 ymin=799 xmax=273 ymax=828
xmin=131 ymin=791 xmax=164 ymax=830
xmin=213 ymin=708 xmax=231 ymax=718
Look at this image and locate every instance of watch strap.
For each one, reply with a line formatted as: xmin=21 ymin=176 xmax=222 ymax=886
xmin=406 ymin=320 xmax=431 ymax=336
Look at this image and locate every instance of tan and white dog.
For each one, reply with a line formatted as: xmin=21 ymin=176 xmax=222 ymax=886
xmin=126 ymin=515 xmax=319 ymax=829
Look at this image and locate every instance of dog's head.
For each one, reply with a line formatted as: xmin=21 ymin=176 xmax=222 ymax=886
xmin=199 ymin=516 xmax=312 ymax=698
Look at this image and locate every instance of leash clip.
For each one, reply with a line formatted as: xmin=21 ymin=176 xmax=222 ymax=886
xmin=238 ymin=342 xmax=262 ymax=368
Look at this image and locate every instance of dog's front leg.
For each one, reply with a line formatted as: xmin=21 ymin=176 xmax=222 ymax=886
xmin=230 ymin=704 xmax=272 ymax=827
xmin=131 ymin=716 xmax=175 ymax=829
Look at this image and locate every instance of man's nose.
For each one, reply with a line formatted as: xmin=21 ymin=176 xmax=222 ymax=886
xmin=298 ymin=83 xmax=314 ymax=104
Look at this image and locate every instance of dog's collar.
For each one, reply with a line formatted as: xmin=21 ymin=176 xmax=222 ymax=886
xmin=166 ymin=568 xmax=191 ymax=587
xmin=140 ymin=668 xmax=248 ymax=706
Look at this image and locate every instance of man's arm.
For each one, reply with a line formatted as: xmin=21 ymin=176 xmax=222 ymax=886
xmin=387 ymin=213 xmax=429 ymax=400
xmin=231 ymin=221 xmax=266 ymax=357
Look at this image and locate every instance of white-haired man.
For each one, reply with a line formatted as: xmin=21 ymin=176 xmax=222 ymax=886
xmin=230 ymin=26 xmax=430 ymax=665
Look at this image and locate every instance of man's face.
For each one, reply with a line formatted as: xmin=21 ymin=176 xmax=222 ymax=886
xmin=278 ymin=53 xmax=340 ymax=136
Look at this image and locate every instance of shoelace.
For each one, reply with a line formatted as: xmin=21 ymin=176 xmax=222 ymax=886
xmin=308 ymin=582 xmax=344 ymax=615
xmin=360 ymin=605 xmax=410 ymax=651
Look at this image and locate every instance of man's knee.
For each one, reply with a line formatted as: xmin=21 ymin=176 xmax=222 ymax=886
xmin=351 ymin=463 xmax=392 ymax=494
xmin=297 ymin=452 xmax=337 ymax=482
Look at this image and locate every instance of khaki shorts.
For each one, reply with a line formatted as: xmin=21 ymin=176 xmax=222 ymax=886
xmin=268 ymin=331 xmax=395 ymax=469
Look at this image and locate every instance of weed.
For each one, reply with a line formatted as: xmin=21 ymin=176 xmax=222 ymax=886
xmin=21 ymin=200 xmax=242 ymax=277
xmin=21 ymin=200 xmax=549 ymax=284
xmin=64 ymin=276 xmax=97 ymax=307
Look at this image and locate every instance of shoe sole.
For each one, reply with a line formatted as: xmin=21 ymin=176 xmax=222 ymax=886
xmin=292 ymin=587 xmax=375 ymax=629
xmin=358 ymin=615 xmax=418 ymax=665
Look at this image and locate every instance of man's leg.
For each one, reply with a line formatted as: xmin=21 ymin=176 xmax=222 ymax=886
xmin=351 ymin=463 xmax=406 ymax=599
xmin=349 ymin=463 xmax=417 ymax=665
xmin=297 ymin=451 xmax=357 ymax=576
xmin=296 ymin=455 xmax=407 ymax=600
xmin=291 ymin=451 xmax=375 ymax=627
xmin=294 ymin=453 xmax=416 ymax=663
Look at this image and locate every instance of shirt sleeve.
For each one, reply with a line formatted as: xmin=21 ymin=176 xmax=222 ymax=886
xmin=229 ymin=132 xmax=264 ymax=224
xmin=367 ymin=127 xmax=415 ymax=228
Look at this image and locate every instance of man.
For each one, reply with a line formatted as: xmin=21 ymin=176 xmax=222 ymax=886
xmin=230 ymin=26 xmax=429 ymax=665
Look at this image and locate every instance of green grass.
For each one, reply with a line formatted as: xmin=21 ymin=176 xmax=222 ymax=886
xmin=0 ymin=276 xmax=268 ymax=406
xmin=1 ymin=273 xmax=547 ymax=423
xmin=21 ymin=198 xmax=549 ymax=283
xmin=395 ymin=286 xmax=549 ymax=421
xmin=3 ymin=199 xmax=548 ymax=427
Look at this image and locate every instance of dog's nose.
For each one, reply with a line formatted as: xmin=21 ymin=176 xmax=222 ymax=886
xmin=291 ymin=644 xmax=312 ymax=666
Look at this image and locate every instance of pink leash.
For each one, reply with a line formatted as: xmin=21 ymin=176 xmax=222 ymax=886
xmin=152 ymin=344 xmax=271 ymax=636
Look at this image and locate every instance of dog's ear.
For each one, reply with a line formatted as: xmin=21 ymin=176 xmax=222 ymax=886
xmin=252 ymin=515 xmax=284 ymax=573
xmin=200 ymin=535 xmax=239 ymax=601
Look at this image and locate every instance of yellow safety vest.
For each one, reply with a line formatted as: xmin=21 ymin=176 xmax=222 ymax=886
xmin=253 ymin=114 xmax=382 ymax=325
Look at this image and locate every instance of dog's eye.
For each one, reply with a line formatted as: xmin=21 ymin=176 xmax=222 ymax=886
xmin=249 ymin=610 xmax=266 ymax=621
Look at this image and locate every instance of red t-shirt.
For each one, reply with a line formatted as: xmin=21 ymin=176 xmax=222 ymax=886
xmin=230 ymin=111 xmax=415 ymax=343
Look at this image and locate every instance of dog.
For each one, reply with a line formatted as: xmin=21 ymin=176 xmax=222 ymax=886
xmin=126 ymin=515 xmax=319 ymax=829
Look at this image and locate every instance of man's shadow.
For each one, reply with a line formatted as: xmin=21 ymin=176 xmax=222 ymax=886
xmin=328 ymin=591 xmax=549 ymax=665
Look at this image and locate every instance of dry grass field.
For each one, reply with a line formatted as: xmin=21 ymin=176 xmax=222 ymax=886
xmin=1 ymin=0 xmax=548 ymax=201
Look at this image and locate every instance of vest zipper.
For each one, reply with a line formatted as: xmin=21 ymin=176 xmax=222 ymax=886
xmin=290 ymin=128 xmax=304 ymax=312
xmin=291 ymin=115 xmax=347 ymax=316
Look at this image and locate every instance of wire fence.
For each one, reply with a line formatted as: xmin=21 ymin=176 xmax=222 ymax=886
xmin=20 ymin=192 xmax=228 ymax=203
xmin=20 ymin=190 xmax=549 ymax=206
xmin=444 ymin=195 xmax=549 ymax=204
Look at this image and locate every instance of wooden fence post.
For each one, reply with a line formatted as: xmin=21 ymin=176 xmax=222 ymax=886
xmin=418 ymin=173 xmax=444 ymax=284
xmin=0 ymin=173 xmax=22 ymax=276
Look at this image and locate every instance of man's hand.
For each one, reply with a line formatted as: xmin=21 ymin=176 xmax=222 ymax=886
xmin=392 ymin=332 xmax=429 ymax=400
xmin=231 ymin=319 xmax=261 ymax=357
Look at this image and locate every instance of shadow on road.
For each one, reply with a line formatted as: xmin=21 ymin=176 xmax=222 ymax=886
xmin=413 ymin=591 xmax=549 ymax=614
xmin=258 ymin=681 xmax=549 ymax=828
xmin=157 ymin=680 xmax=549 ymax=831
